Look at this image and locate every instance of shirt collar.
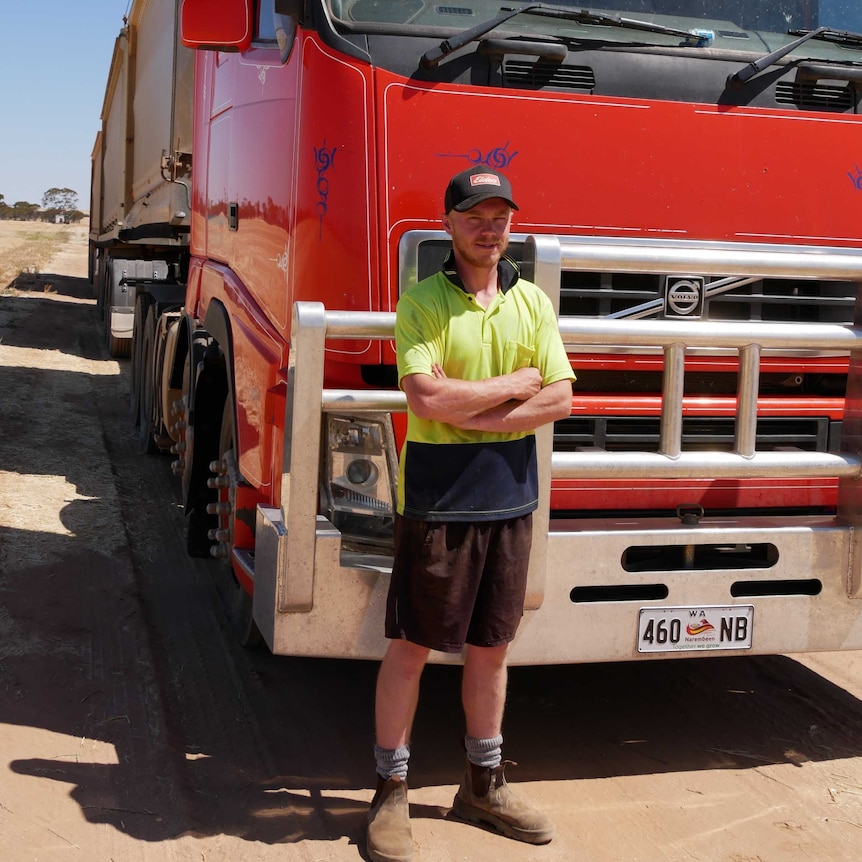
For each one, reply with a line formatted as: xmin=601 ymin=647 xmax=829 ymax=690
xmin=441 ymin=250 xmax=521 ymax=295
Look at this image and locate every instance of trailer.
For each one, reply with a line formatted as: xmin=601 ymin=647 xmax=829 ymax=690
xmin=89 ymin=0 xmax=193 ymax=356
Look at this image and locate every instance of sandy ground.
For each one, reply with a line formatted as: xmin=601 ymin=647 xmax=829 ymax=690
xmin=0 ymin=221 xmax=83 ymax=288
xmin=4 ymin=226 xmax=862 ymax=862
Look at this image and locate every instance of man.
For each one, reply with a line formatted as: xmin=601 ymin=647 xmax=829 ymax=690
xmin=367 ymin=165 xmax=575 ymax=862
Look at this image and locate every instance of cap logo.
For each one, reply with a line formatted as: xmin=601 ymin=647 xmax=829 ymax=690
xmin=469 ymin=174 xmax=501 ymax=187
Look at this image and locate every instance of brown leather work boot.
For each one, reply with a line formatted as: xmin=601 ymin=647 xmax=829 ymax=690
xmin=451 ymin=759 xmax=555 ymax=844
xmin=367 ymin=774 xmax=412 ymax=862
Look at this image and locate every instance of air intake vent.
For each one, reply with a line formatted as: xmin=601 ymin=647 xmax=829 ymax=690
xmin=775 ymin=81 xmax=855 ymax=112
xmin=504 ymin=60 xmax=595 ymax=91
xmin=558 ymin=271 xmax=855 ymax=324
xmin=554 ymin=416 xmax=832 ymax=454
xmin=436 ymin=6 xmax=473 ymax=14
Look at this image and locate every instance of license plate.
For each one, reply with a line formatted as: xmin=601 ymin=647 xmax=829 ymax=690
xmin=637 ymin=605 xmax=753 ymax=654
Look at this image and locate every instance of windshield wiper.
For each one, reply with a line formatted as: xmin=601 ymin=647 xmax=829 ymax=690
xmin=788 ymin=27 xmax=862 ymax=47
xmin=420 ymin=2 xmax=708 ymax=68
xmin=421 ymin=3 xmax=542 ymax=68
xmin=728 ymin=26 xmax=862 ymax=85
xmin=503 ymin=5 xmax=706 ymax=41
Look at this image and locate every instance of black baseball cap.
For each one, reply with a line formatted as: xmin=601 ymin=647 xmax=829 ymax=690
xmin=444 ymin=166 xmax=519 ymax=213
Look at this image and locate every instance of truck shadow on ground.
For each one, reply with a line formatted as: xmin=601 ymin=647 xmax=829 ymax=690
xmin=5 ymin=272 xmax=862 ymax=849
xmin=9 ymin=646 xmax=862 ymax=846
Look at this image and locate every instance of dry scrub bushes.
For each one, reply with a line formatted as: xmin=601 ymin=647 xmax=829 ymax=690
xmin=0 ymin=222 xmax=71 ymax=292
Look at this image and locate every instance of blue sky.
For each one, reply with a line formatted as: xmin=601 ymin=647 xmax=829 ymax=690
xmin=3 ymin=1 xmax=862 ymax=214
xmin=0 ymin=1 xmax=129 ymax=211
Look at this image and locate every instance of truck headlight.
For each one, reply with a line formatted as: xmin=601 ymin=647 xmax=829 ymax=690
xmin=323 ymin=414 xmax=397 ymax=549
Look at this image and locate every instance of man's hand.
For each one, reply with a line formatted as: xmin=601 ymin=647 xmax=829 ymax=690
xmin=508 ymin=366 xmax=543 ymax=401
xmin=432 ymin=363 xmax=540 ymax=401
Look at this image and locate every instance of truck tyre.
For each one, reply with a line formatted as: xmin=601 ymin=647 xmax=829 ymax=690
xmin=213 ymin=396 xmax=262 ymax=649
xmin=184 ymin=338 xmax=226 ymax=557
xmin=137 ymin=307 xmax=159 ymax=455
xmin=129 ymin=295 xmax=150 ymax=423
xmin=88 ymin=242 xmax=97 ymax=292
xmin=176 ymin=331 xmax=204 ymax=498
xmin=95 ymin=253 xmax=109 ymax=320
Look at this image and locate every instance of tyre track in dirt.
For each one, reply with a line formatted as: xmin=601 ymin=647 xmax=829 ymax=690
xmin=98 ymin=321 xmax=382 ymax=851
xmin=0 ymin=266 xmax=191 ymax=858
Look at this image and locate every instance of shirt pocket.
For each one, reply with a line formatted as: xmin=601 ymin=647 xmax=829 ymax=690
xmin=503 ymin=340 xmax=535 ymax=372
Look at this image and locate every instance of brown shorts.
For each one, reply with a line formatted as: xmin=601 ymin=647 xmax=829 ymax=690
xmin=385 ymin=513 xmax=533 ymax=653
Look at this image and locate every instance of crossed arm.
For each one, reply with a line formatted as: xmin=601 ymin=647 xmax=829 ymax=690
xmin=402 ymin=364 xmax=572 ymax=433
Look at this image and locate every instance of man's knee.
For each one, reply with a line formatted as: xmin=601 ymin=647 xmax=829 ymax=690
xmin=464 ymin=643 xmax=509 ymax=671
xmin=383 ymin=638 xmax=432 ymax=678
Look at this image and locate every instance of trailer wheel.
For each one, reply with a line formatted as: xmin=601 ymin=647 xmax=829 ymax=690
xmin=88 ymin=242 xmax=97 ymax=293
xmin=95 ymin=253 xmax=109 ymax=320
xmin=137 ymin=307 xmax=159 ymax=455
xmin=212 ymin=396 xmax=262 ymax=649
xmin=129 ymin=295 xmax=149 ymax=423
xmin=176 ymin=331 xmax=208 ymax=496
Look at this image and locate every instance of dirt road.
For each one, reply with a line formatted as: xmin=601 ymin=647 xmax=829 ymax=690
xmin=4 ymin=225 xmax=862 ymax=861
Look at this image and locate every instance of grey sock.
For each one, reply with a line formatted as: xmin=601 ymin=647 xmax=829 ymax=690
xmin=374 ymin=744 xmax=410 ymax=781
xmin=465 ymin=734 xmax=503 ymax=769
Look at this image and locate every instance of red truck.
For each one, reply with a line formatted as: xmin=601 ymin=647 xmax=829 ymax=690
xmin=94 ymin=0 xmax=862 ymax=662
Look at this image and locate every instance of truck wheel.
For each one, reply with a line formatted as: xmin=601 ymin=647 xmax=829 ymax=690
xmin=211 ymin=397 xmax=262 ymax=648
xmin=137 ymin=307 xmax=158 ymax=455
xmin=176 ymin=332 xmax=208 ymax=499
xmin=172 ymin=343 xmax=192 ymax=493
xmin=129 ymin=296 xmax=149 ymax=423
xmin=88 ymin=242 xmax=97 ymax=292
xmin=95 ymin=254 xmax=109 ymax=320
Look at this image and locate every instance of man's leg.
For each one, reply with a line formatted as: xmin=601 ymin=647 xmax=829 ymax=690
xmin=462 ymin=642 xmax=508 ymax=740
xmin=453 ymin=643 xmax=555 ymax=844
xmin=367 ymin=639 xmax=430 ymax=862
xmin=375 ymin=638 xmax=431 ymax=751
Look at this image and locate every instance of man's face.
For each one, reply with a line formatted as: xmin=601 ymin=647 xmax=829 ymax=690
xmin=443 ymin=198 xmax=513 ymax=270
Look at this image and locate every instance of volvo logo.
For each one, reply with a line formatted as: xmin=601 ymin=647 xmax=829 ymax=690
xmin=664 ymin=276 xmax=704 ymax=318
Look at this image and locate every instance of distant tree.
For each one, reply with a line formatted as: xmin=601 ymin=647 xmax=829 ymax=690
xmin=42 ymin=187 xmax=78 ymax=215
xmin=12 ymin=201 xmax=40 ymax=221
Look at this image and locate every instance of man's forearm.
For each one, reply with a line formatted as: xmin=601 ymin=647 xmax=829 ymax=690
xmin=452 ymin=380 xmax=573 ymax=433
xmin=414 ymin=376 xmax=520 ymax=424
xmin=403 ymin=367 xmax=542 ymax=424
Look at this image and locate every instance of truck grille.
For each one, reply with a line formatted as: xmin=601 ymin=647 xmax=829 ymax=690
xmin=554 ymin=416 xmax=838 ymax=453
xmin=412 ymin=239 xmax=856 ymax=325
xmin=560 ymin=272 xmax=855 ymax=324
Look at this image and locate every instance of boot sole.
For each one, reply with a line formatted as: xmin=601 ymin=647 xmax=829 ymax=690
xmin=366 ymin=845 xmax=412 ymax=862
xmin=451 ymin=796 xmax=555 ymax=845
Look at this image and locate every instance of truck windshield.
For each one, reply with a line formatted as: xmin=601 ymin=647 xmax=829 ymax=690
xmin=329 ymin=1 xmax=862 ymax=58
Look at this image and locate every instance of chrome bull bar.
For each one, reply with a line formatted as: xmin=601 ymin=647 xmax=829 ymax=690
xmin=261 ymin=235 xmax=862 ymax=636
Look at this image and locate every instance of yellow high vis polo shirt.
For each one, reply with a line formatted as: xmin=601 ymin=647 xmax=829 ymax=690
xmin=395 ymin=256 xmax=575 ymax=521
